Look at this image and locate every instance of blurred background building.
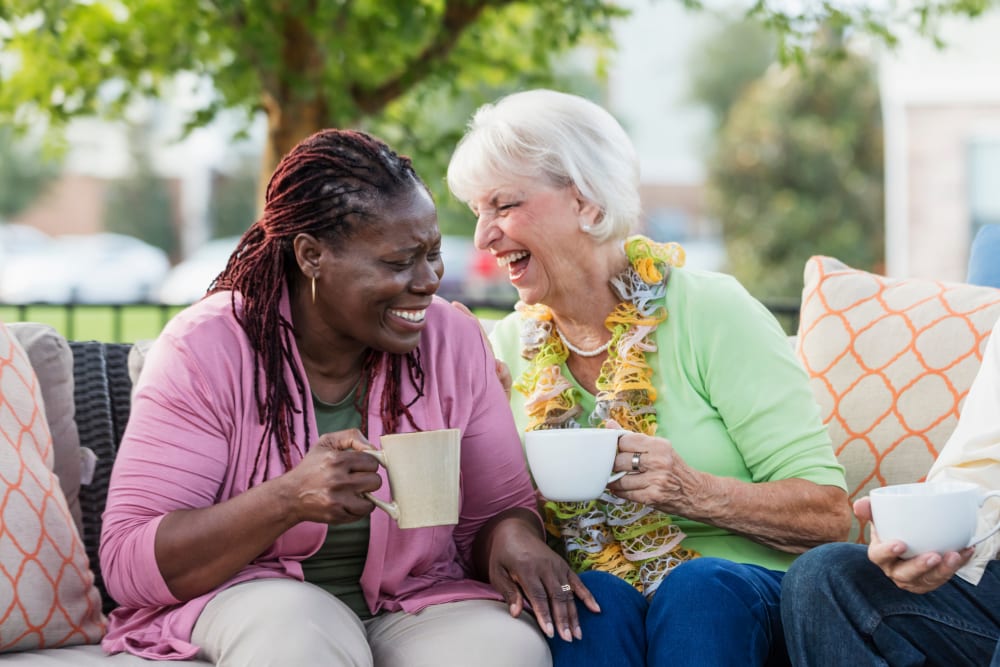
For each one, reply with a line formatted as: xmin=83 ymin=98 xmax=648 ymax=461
xmin=2 ymin=0 xmax=998 ymax=306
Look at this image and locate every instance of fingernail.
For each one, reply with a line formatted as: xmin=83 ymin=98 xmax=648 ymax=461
xmin=544 ymin=622 xmax=555 ymax=638
xmin=574 ymin=625 xmax=582 ymax=640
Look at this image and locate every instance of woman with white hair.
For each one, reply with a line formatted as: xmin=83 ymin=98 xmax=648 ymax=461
xmin=447 ymin=89 xmax=851 ymax=666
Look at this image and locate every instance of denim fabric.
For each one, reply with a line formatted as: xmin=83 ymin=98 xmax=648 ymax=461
xmin=549 ymin=559 xmax=788 ymax=666
xmin=968 ymin=224 xmax=1000 ymax=289
xmin=782 ymin=543 xmax=1000 ymax=666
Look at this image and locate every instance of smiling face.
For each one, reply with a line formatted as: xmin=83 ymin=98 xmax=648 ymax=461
xmin=468 ymin=175 xmax=601 ymax=308
xmin=306 ymin=184 xmax=442 ymax=356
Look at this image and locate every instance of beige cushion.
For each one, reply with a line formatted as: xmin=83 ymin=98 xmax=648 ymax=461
xmin=0 ymin=321 xmax=105 ymax=652
xmin=7 ymin=323 xmax=83 ymax=537
xmin=796 ymin=256 xmax=1000 ymax=541
xmin=126 ymin=339 xmax=154 ymax=391
xmin=2 ymin=644 xmax=209 ymax=664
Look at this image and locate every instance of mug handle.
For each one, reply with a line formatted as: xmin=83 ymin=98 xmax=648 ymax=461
xmin=360 ymin=449 xmax=400 ymax=521
xmin=609 ymin=428 xmax=630 ymax=482
xmin=968 ymin=490 xmax=1000 ymax=548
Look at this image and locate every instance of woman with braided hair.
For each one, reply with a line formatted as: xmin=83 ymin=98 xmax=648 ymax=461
xmin=446 ymin=89 xmax=852 ymax=666
xmin=98 ymin=129 xmax=584 ymax=665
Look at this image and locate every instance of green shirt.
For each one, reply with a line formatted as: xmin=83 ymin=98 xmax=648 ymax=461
xmin=300 ymin=390 xmax=371 ymax=618
xmin=490 ymin=267 xmax=846 ymax=572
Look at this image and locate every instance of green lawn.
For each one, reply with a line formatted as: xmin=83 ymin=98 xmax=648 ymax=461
xmin=0 ymin=304 xmax=185 ymax=343
xmin=1 ymin=303 xmax=516 ymax=343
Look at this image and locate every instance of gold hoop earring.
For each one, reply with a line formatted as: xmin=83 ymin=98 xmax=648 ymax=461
xmin=311 ymin=275 xmax=317 ymax=304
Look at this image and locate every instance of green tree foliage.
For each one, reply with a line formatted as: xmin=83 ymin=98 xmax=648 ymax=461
xmin=0 ymin=127 xmax=60 ymax=218
xmin=0 ymin=0 xmax=624 ymax=217
xmin=706 ymin=38 xmax=884 ymax=299
xmin=687 ymin=17 xmax=776 ymax=130
xmin=104 ymin=122 xmax=179 ymax=259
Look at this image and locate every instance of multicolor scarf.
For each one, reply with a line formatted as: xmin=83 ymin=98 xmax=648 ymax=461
xmin=515 ymin=235 xmax=698 ymax=598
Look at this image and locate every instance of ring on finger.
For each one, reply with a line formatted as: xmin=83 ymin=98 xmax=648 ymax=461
xmin=631 ymin=451 xmax=643 ymax=472
xmin=559 ymin=583 xmax=572 ymax=593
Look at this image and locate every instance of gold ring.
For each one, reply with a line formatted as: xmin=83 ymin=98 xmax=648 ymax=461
xmin=560 ymin=583 xmax=572 ymax=593
xmin=631 ymin=452 xmax=642 ymax=472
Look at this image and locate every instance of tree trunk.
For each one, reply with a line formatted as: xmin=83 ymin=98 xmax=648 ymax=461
xmin=257 ymin=95 xmax=329 ymax=212
xmin=255 ymin=11 xmax=332 ymax=213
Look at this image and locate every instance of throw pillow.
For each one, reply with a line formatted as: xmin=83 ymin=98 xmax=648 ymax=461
xmin=7 ymin=323 xmax=84 ymax=538
xmin=0 ymin=321 xmax=105 ymax=652
xmin=796 ymin=256 xmax=1000 ymax=542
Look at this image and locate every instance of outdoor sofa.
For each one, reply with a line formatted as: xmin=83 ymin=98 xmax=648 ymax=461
xmin=3 ymin=254 xmax=1000 ymax=665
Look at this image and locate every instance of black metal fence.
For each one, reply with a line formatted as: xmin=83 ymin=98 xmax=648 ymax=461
xmin=1 ymin=297 xmax=802 ymax=344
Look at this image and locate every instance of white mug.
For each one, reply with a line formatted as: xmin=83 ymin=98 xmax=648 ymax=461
xmin=363 ymin=428 xmax=461 ymax=529
xmin=869 ymin=480 xmax=1000 ymax=558
xmin=524 ymin=428 xmax=628 ymax=502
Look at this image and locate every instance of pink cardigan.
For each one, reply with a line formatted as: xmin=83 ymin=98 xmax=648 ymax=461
xmin=99 ymin=291 xmax=537 ymax=660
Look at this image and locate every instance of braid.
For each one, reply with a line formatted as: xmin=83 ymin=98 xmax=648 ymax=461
xmin=209 ymin=129 xmax=429 ymax=480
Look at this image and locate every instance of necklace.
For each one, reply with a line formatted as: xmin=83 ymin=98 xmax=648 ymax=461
xmin=514 ymin=235 xmax=697 ymax=598
xmin=554 ymin=327 xmax=610 ymax=358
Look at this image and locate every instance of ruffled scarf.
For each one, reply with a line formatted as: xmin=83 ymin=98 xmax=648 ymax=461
xmin=515 ymin=235 xmax=698 ymax=597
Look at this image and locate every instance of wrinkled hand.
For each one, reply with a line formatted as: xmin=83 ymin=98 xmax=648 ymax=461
xmin=283 ymin=429 xmax=382 ymax=526
xmin=607 ymin=425 xmax=700 ymax=514
xmin=450 ymin=300 xmax=512 ymax=399
xmin=856 ymin=497 xmax=973 ymax=594
xmin=484 ymin=515 xmax=600 ymax=642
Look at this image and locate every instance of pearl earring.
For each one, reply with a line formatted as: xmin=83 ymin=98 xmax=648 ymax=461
xmin=581 ymin=225 xmax=593 ymax=233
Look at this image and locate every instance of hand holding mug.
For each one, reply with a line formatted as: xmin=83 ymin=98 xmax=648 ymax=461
xmin=863 ymin=482 xmax=993 ymax=593
xmin=289 ymin=430 xmax=383 ymax=525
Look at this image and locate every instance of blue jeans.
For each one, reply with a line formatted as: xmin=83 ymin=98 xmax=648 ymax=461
xmin=549 ymin=558 xmax=789 ymax=666
xmin=782 ymin=542 xmax=1000 ymax=666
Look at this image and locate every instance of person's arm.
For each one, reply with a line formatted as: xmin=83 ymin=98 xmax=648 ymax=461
xmin=154 ymin=431 xmax=380 ymax=601
xmin=610 ymin=276 xmax=851 ymax=552
xmin=612 ymin=439 xmax=849 ymax=552
xmin=100 ymin=330 xmax=380 ymax=606
xmin=447 ymin=310 xmax=598 ymax=641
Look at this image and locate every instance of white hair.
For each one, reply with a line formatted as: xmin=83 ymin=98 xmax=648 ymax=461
xmin=446 ymin=89 xmax=641 ymax=242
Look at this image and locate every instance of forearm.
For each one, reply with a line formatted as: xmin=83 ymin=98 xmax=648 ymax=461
xmin=155 ymin=475 xmax=300 ymax=601
xmin=471 ymin=507 xmax=544 ymax=580
xmin=670 ymin=473 xmax=851 ymax=553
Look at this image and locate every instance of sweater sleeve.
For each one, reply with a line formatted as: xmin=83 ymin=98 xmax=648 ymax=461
xmin=99 ymin=328 xmax=235 ymax=608
xmin=682 ymin=273 xmax=846 ymax=488
xmin=445 ymin=309 xmax=540 ymax=567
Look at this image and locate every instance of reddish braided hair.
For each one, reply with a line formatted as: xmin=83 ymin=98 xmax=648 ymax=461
xmin=210 ymin=129 xmax=428 ymax=479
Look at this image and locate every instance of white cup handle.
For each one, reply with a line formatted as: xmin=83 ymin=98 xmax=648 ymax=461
xmin=360 ymin=449 xmax=400 ymax=521
xmin=968 ymin=490 xmax=1000 ymax=548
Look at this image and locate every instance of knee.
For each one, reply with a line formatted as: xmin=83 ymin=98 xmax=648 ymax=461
xmin=578 ymin=570 xmax=647 ymax=618
xmin=783 ymin=543 xmax=869 ymax=608
xmin=195 ymin=580 xmax=370 ymax=666
xmin=656 ymin=557 xmax=742 ymax=596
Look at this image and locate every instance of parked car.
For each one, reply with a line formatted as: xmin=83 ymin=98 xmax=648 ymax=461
xmin=437 ymin=235 xmax=515 ymax=307
xmin=0 ymin=232 xmax=170 ymax=304
xmin=157 ymin=236 xmax=241 ymax=305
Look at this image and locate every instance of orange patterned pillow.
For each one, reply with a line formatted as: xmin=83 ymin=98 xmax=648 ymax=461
xmin=796 ymin=257 xmax=1000 ymax=542
xmin=0 ymin=321 xmax=105 ymax=652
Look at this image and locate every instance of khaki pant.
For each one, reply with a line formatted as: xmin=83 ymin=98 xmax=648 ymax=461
xmin=191 ymin=578 xmax=551 ymax=667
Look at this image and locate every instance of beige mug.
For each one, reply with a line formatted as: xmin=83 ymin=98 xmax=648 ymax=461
xmin=363 ymin=428 xmax=461 ymax=529
xmin=524 ymin=428 xmax=628 ymax=502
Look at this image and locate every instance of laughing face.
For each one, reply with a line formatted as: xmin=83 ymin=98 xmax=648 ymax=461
xmin=468 ymin=176 xmax=600 ymax=307
xmin=313 ymin=185 xmax=442 ymax=355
